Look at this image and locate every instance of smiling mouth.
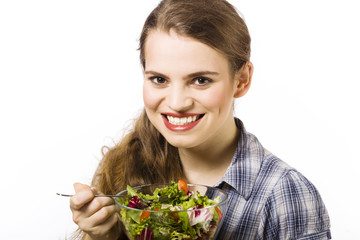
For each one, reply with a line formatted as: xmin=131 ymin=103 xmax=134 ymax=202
xmin=162 ymin=114 xmax=205 ymax=125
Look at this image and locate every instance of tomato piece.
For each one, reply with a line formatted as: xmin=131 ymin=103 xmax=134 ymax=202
xmin=140 ymin=211 xmax=150 ymax=221
xmin=215 ymin=206 xmax=223 ymax=222
xmin=178 ymin=179 xmax=188 ymax=193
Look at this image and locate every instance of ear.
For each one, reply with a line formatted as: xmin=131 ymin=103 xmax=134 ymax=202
xmin=233 ymin=61 xmax=253 ymax=98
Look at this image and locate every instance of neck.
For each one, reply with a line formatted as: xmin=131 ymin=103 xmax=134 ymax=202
xmin=179 ymin=118 xmax=240 ymax=186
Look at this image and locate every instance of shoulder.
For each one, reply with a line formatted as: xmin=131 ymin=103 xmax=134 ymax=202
xmin=260 ymin=168 xmax=331 ymax=239
xmin=231 ymin=119 xmax=331 ymax=238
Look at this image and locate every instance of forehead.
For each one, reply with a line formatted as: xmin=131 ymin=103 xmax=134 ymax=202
xmin=144 ymin=29 xmax=231 ymax=75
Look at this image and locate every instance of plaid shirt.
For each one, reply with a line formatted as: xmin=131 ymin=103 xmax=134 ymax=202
xmin=214 ymin=119 xmax=331 ymax=239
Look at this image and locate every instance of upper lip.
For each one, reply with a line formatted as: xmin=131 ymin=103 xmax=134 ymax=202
xmin=162 ymin=112 xmax=204 ymax=117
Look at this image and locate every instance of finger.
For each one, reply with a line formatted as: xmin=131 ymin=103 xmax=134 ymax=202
xmin=71 ymin=195 xmax=116 ymax=226
xmin=78 ymin=205 xmax=118 ymax=233
xmin=90 ymin=186 xmax=101 ymax=195
xmin=79 ymin=196 xmax=115 ymax=218
xmin=88 ymin=212 xmax=120 ymax=238
xmin=73 ymin=182 xmax=91 ymax=193
xmin=88 ymin=204 xmax=118 ymax=227
xmin=70 ymin=184 xmax=95 ymax=210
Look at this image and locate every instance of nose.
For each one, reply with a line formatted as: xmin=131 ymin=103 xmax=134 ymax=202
xmin=167 ymin=84 xmax=193 ymax=112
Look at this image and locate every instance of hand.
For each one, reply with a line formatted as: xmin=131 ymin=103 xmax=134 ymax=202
xmin=70 ymin=183 xmax=120 ymax=240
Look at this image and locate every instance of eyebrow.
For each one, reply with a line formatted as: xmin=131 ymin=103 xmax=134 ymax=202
xmin=144 ymin=70 xmax=220 ymax=78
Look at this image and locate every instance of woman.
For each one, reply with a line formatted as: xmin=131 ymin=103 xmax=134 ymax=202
xmin=70 ymin=0 xmax=331 ymax=239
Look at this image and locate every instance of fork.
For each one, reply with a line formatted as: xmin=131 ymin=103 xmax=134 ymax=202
xmin=56 ymin=193 xmax=158 ymax=203
xmin=56 ymin=193 xmax=170 ymax=203
xmin=56 ymin=193 xmax=120 ymax=198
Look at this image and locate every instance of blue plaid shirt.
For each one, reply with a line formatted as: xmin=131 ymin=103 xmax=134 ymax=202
xmin=214 ymin=119 xmax=331 ymax=239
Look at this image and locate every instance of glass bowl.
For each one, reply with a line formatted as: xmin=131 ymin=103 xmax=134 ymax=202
xmin=115 ymin=183 xmax=228 ymax=240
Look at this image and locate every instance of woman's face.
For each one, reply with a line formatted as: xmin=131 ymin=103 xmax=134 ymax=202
xmin=143 ymin=29 xmax=241 ymax=149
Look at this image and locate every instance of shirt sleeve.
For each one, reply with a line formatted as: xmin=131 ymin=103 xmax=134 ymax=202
xmin=259 ymin=170 xmax=331 ymax=239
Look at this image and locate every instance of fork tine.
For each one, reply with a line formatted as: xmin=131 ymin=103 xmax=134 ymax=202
xmin=56 ymin=193 xmax=73 ymax=197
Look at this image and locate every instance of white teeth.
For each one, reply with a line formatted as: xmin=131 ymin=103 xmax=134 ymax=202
xmin=167 ymin=115 xmax=199 ymax=125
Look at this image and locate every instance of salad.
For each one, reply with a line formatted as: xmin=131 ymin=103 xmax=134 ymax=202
xmin=117 ymin=180 xmax=224 ymax=240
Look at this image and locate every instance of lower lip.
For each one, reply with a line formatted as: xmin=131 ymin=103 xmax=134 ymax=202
xmin=162 ymin=115 xmax=202 ymax=132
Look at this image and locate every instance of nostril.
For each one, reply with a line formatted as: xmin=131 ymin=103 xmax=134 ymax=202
xmin=168 ymin=95 xmax=194 ymax=112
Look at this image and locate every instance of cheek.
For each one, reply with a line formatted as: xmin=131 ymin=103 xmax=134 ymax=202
xmin=143 ymin=85 xmax=160 ymax=110
xmin=200 ymin=87 xmax=232 ymax=110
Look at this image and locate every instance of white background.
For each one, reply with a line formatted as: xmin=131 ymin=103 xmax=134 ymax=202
xmin=0 ymin=0 xmax=359 ymax=239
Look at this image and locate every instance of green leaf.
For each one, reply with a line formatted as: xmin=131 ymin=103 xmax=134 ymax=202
xmin=127 ymin=185 xmax=139 ymax=197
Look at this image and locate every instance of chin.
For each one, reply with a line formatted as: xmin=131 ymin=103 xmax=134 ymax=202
xmin=164 ymin=135 xmax=201 ymax=149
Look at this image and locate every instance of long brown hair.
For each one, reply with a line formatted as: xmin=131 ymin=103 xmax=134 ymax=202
xmin=76 ymin=0 xmax=251 ymax=239
xmin=93 ymin=110 xmax=181 ymax=194
xmin=139 ymin=0 xmax=251 ymax=73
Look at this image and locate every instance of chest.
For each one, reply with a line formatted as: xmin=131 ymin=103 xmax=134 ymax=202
xmin=216 ymin=187 xmax=270 ymax=239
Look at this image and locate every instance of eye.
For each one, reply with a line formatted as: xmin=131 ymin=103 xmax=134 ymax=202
xmin=149 ymin=76 xmax=167 ymax=86
xmin=193 ymin=77 xmax=212 ymax=86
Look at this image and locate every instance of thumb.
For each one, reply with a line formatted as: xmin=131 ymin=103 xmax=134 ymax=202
xmin=73 ymin=182 xmax=91 ymax=193
xmin=71 ymin=183 xmax=94 ymax=210
xmin=90 ymin=186 xmax=104 ymax=195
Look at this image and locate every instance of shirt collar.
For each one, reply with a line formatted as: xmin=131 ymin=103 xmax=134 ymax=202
xmin=215 ymin=118 xmax=264 ymax=200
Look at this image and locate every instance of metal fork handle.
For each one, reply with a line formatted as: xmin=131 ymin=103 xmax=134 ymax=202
xmin=56 ymin=193 xmax=118 ymax=198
